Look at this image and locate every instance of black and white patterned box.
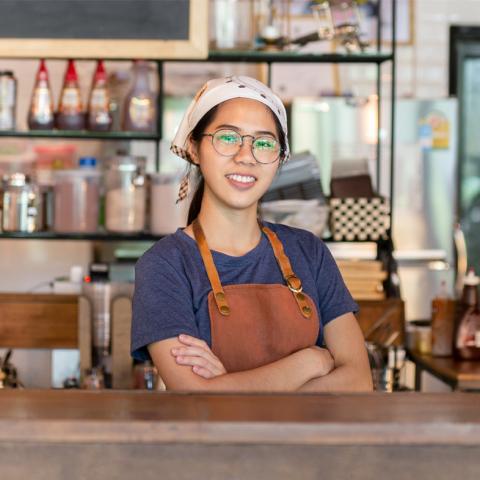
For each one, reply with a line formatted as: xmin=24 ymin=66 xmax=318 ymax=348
xmin=329 ymin=197 xmax=390 ymax=241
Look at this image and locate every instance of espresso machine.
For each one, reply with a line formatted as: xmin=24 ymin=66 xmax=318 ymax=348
xmin=80 ymin=263 xmax=133 ymax=388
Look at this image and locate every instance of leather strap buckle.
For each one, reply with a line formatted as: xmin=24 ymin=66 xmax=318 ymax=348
xmin=285 ymin=275 xmax=303 ymax=294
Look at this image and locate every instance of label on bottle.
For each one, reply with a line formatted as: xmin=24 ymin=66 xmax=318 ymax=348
xmin=128 ymin=96 xmax=154 ymax=129
xmin=59 ymin=87 xmax=82 ymax=113
xmin=89 ymin=88 xmax=111 ymax=126
xmin=90 ymin=88 xmax=109 ymax=112
xmin=30 ymin=86 xmax=54 ymax=123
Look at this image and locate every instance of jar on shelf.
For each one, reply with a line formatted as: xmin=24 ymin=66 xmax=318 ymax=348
xmin=2 ymin=173 xmax=43 ymax=233
xmin=34 ymin=144 xmax=76 ymax=186
xmin=53 ymin=157 xmax=101 ymax=233
xmin=105 ymin=155 xmax=146 ymax=233
xmin=210 ymin=0 xmax=257 ymax=50
xmin=150 ymin=172 xmax=188 ymax=235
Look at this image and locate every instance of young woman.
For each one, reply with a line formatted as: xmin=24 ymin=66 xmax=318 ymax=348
xmin=131 ymin=76 xmax=372 ymax=392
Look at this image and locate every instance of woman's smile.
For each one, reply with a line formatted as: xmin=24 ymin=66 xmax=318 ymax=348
xmin=225 ymin=173 xmax=257 ymax=190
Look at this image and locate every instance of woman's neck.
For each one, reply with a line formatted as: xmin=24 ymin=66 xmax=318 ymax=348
xmin=195 ymin=202 xmax=261 ymax=257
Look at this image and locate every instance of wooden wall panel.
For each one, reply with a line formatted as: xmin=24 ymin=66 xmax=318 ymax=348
xmin=0 ymin=293 xmax=78 ymax=348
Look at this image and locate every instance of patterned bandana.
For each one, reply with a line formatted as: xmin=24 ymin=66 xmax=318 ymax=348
xmin=170 ymin=75 xmax=290 ymax=164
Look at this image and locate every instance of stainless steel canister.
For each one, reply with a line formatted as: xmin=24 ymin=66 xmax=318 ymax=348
xmin=0 ymin=71 xmax=17 ymax=130
xmin=2 ymin=173 xmax=43 ymax=232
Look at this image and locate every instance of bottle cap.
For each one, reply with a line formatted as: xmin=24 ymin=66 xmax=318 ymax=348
xmin=464 ymin=269 xmax=480 ymax=286
xmin=79 ymin=157 xmax=97 ymax=168
xmin=64 ymin=59 xmax=78 ymax=83
xmin=93 ymin=60 xmax=107 ymax=83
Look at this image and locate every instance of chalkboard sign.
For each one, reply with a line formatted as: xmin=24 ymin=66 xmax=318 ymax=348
xmin=0 ymin=0 xmax=208 ymax=59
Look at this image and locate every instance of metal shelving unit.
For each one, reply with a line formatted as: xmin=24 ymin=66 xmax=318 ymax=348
xmin=0 ymin=0 xmax=396 ymax=243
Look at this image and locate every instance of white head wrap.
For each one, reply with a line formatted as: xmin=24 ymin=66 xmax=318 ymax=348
xmin=170 ymin=75 xmax=289 ymax=163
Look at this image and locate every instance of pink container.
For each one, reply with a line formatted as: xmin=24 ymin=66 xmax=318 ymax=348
xmin=34 ymin=144 xmax=76 ymax=186
xmin=53 ymin=169 xmax=101 ymax=233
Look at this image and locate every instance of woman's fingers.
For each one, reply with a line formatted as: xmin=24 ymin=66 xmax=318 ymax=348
xmin=173 ymin=335 xmax=227 ymax=377
xmin=175 ymin=354 xmax=223 ymax=376
xmin=177 ymin=334 xmax=208 ymax=349
xmin=172 ymin=346 xmax=223 ymax=369
xmin=192 ymin=365 xmax=215 ymax=379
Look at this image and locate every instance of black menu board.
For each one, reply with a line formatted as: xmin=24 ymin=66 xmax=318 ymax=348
xmin=0 ymin=0 xmax=207 ymax=59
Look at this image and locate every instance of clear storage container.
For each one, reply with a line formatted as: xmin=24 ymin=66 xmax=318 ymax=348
xmin=105 ymin=155 xmax=146 ymax=233
xmin=150 ymin=172 xmax=188 ymax=235
xmin=2 ymin=173 xmax=43 ymax=232
xmin=53 ymin=168 xmax=101 ymax=233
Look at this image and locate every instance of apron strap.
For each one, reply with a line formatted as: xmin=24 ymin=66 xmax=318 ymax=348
xmin=192 ymin=219 xmax=231 ymax=316
xmin=261 ymin=225 xmax=313 ymax=319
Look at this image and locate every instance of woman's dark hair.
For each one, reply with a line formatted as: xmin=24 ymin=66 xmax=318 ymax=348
xmin=187 ymin=104 xmax=288 ymax=225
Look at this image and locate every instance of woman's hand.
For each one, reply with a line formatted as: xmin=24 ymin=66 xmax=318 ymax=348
xmin=170 ymin=334 xmax=227 ymax=379
xmin=307 ymin=346 xmax=335 ymax=377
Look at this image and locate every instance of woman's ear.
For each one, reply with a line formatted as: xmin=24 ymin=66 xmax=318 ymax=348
xmin=187 ymin=138 xmax=200 ymax=165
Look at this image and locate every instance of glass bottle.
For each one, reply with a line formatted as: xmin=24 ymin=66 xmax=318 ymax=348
xmin=27 ymin=60 xmax=54 ymax=130
xmin=87 ymin=60 xmax=112 ymax=131
xmin=56 ymin=59 xmax=85 ymax=130
xmin=0 ymin=71 xmax=17 ymax=130
xmin=431 ymin=280 xmax=456 ymax=357
xmin=122 ymin=61 xmax=156 ymax=132
xmin=454 ymin=269 xmax=480 ymax=360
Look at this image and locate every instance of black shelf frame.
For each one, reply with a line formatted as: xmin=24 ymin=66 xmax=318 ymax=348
xmin=0 ymin=231 xmax=162 ymax=241
xmin=0 ymin=130 xmax=159 ymax=140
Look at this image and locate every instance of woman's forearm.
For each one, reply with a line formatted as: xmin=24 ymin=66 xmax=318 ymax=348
xmin=168 ymin=347 xmax=328 ymax=392
xmin=297 ymin=363 xmax=373 ymax=392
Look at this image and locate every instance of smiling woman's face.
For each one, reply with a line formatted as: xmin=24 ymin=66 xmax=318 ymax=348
xmin=188 ymin=97 xmax=281 ymax=214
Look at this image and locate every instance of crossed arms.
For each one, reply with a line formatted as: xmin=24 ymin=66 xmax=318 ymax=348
xmin=148 ymin=312 xmax=373 ymax=392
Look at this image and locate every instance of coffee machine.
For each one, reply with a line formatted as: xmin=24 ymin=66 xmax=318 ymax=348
xmin=80 ymin=263 xmax=133 ymax=388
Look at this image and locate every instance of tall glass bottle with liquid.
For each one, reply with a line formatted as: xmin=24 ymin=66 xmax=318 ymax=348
xmin=87 ymin=60 xmax=112 ymax=131
xmin=56 ymin=59 xmax=85 ymax=131
xmin=27 ymin=60 xmax=54 ymax=130
xmin=122 ymin=61 xmax=156 ymax=132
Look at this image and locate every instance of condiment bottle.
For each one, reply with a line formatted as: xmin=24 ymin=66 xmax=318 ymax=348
xmin=431 ymin=280 xmax=456 ymax=357
xmin=0 ymin=71 xmax=17 ymax=130
xmin=56 ymin=59 xmax=85 ymax=130
xmin=122 ymin=60 xmax=156 ymax=132
xmin=27 ymin=60 xmax=54 ymax=130
xmin=454 ymin=269 xmax=480 ymax=360
xmin=87 ymin=60 xmax=112 ymax=132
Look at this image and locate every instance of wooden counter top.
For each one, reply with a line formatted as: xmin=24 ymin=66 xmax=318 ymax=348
xmin=1 ymin=390 xmax=480 ymax=446
xmin=2 ymin=391 xmax=480 ymax=480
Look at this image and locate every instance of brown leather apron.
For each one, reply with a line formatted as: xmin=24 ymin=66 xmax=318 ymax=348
xmin=193 ymin=219 xmax=320 ymax=373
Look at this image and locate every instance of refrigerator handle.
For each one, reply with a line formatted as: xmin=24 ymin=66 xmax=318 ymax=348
xmin=454 ymin=223 xmax=468 ymax=296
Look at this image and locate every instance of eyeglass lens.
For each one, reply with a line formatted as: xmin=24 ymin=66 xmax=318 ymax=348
xmin=212 ymin=130 xmax=280 ymax=163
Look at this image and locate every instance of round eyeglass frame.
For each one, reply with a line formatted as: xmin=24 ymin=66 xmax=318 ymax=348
xmin=201 ymin=129 xmax=283 ymax=164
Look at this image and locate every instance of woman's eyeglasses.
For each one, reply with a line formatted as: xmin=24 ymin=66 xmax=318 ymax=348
xmin=201 ymin=129 xmax=282 ymax=164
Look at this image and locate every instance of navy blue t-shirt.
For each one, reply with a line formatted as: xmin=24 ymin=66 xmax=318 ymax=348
xmin=131 ymin=222 xmax=358 ymax=361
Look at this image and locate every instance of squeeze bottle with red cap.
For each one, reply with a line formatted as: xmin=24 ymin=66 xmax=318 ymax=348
xmin=87 ymin=60 xmax=112 ymax=132
xmin=56 ymin=59 xmax=85 ymax=130
xmin=27 ymin=59 xmax=54 ymax=130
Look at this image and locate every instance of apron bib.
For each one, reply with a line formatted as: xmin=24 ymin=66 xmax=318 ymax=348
xmin=193 ymin=219 xmax=320 ymax=373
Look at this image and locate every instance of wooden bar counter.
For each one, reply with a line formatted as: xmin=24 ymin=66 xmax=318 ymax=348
xmin=1 ymin=390 xmax=480 ymax=479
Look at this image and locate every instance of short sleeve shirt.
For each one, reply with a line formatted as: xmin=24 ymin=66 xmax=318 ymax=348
xmin=131 ymin=222 xmax=358 ymax=361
